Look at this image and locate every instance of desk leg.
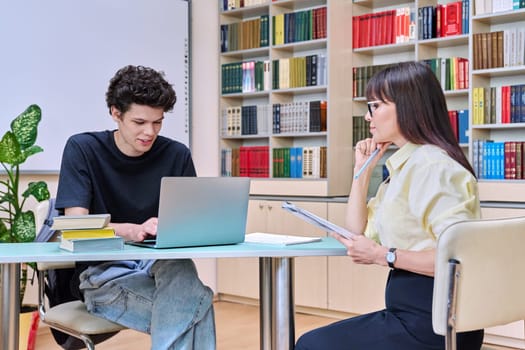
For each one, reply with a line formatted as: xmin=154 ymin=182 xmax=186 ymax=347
xmin=259 ymin=257 xmax=295 ymax=350
xmin=1 ymin=263 xmax=20 ymax=350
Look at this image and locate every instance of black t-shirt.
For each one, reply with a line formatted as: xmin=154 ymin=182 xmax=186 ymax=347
xmin=55 ymin=130 xmax=196 ymax=298
xmin=56 ymin=130 xmax=196 ymax=219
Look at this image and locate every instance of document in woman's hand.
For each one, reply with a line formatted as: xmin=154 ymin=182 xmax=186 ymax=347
xmin=281 ymin=202 xmax=355 ymax=240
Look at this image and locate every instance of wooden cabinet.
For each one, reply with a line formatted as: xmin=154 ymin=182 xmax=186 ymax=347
xmin=217 ymin=199 xmax=329 ymax=308
xmin=326 ymin=202 xmax=389 ymax=315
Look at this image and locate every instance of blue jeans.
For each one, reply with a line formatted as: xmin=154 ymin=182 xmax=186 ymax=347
xmin=79 ymin=259 xmax=216 ymax=350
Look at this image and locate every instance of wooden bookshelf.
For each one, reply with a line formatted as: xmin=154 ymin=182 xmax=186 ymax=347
xmin=218 ymin=0 xmax=353 ymax=197
xmin=350 ymin=0 xmax=525 ymax=346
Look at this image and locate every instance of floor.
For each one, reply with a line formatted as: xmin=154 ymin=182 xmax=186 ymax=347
xmin=33 ymin=300 xmax=519 ymax=349
xmin=33 ymin=300 xmax=336 ymax=349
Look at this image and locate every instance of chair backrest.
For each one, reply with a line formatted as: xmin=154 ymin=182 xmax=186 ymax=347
xmin=35 ymin=199 xmax=51 ymax=233
xmin=432 ymin=216 xmax=525 ymax=336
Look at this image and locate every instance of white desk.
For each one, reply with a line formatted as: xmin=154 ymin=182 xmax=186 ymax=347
xmin=0 ymin=238 xmax=346 ymax=350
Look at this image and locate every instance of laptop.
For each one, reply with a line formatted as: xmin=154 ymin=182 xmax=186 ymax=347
xmin=128 ymin=177 xmax=250 ymax=248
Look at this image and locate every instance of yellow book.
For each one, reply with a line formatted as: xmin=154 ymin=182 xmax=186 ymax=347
xmin=60 ymin=227 xmax=116 ymax=240
xmin=274 ymin=14 xmax=284 ymax=45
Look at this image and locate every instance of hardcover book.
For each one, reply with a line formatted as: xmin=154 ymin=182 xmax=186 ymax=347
xmin=59 ymin=236 xmax=124 ymax=253
xmin=51 ymin=214 xmax=110 ymax=230
xmin=60 ymin=227 xmax=116 ymax=240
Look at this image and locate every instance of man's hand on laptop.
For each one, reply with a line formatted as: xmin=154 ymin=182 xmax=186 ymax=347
xmin=110 ymin=217 xmax=158 ymax=242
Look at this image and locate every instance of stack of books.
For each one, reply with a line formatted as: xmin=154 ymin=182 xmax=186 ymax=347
xmin=51 ymin=214 xmax=124 ymax=252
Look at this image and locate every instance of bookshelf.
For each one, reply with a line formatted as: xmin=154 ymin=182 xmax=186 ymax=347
xmin=218 ymin=0 xmax=353 ymax=197
xmin=351 ymin=0 xmax=525 ymax=185
xmin=351 ymin=1 xmax=525 ymax=346
xmin=469 ymin=8 xmax=525 ymax=188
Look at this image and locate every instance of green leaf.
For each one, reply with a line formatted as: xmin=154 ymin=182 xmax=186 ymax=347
xmin=0 ymin=220 xmax=9 ymax=242
xmin=0 ymin=131 xmax=24 ymax=165
xmin=22 ymin=145 xmax=44 ymax=160
xmin=11 ymin=104 xmax=42 ymax=150
xmin=23 ymin=181 xmax=50 ymax=202
xmin=0 ymin=192 xmax=16 ymax=205
xmin=11 ymin=211 xmax=36 ymax=243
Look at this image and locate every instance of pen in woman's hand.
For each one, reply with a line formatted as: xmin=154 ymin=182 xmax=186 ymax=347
xmin=353 ymin=148 xmax=380 ymax=180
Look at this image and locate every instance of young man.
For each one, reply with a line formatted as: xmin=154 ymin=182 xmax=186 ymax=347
xmin=55 ymin=65 xmax=215 ymax=349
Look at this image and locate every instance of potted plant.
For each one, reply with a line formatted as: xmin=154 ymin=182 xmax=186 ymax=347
xmin=0 ymin=104 xmax=50 ymax=349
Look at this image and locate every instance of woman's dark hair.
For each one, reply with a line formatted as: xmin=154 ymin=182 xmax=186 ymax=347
xmin=105 ymin=65 xmax=177 ymax=115
xmin=366 ymin=61 xmax=476 ymax=177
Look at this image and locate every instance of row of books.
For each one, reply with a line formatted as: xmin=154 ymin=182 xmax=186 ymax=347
xmin=352 ymin=63 xmax=393 ymax=98
xmin=51 ymin=214 xmax=123 ymax=252
xmin=418 ymin=0 xmax=469 ymax=40
xmin=220 ymin=0 xmax=267 ymax=11
xmin=221 ymin=54 xmax=327 ymax=94
xmin=220 ymin=146 xmax=328 ymax=179
xmin=352 ymin=110 xmax=468 ymax=146
xmin=472 ymin=140 xmax=525 ymax=180
xmin=422 ymin=57 xmax=469 ymax=91
xmin=472 ymin=29 xmax=525 ymax=70
xmin=221 ymin=146 xmax=270 ymax=178
xmin=220 ymin=15 xmax=269 ymax=52
xmin=222 ymin=105 xmax=270 ymax=136
xmin=352 ymin=7 xmax=416 ymax=49
xmin=272 ymin=54 xmax=327 ymax=90
xmin=221 ymin=100 xmax=328 ymax=137
xmin=273 ymin=146 xmax=327 ymax=178
xmin=352 ymin=116 xmax=371 ymax=146
xmin=221 ymin=60 xmax=270 ymax=94
xmin=474 ymin=0 xmax=525 ymax=16
xmin=273 ymin=100 xmax=327 ymax=134
xmin=353 ymin=58 xmax=468 ymax=98
xmin=272 ymin=7 xmax=327 ymax=45
xmin=472 ymin=84 xmax=525 ymax=124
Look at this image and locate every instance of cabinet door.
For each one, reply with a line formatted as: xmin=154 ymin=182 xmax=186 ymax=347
xmin=217 ymin=200 xmax=267 ymax=299
xmin=267 ymin=200 xmax=328 ymax=309
xmin=217 ymin=199 xmax=329 ymax=309
xmin=327 ymin=202 xmax=389 ymax=314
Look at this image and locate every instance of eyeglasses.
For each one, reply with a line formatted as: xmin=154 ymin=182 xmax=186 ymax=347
xmin=367 ymin=100 xmax=382 ymax=117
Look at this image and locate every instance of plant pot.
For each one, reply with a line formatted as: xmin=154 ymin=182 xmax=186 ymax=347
xmin=19 ymin=306 xmax=39 ymax=350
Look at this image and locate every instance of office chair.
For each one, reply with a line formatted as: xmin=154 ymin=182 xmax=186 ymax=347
xmin=432 ymin=216 xmax=525 ymax=350
xmin=35 ymin=199 xmax=125 ymax=350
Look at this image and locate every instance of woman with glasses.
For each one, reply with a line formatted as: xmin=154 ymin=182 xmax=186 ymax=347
xmin=295 ymin=61 xmax=483 ymax=350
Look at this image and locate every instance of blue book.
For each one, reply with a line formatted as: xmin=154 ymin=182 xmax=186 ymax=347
xmin=457 ymin=109 xmax=469 ymax=144
xmin=295 ymin=147 xmax=303 ymax=178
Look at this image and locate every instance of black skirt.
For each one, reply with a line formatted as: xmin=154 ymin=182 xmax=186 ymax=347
xmin=295 ymin=269 xmax=483 ymax=350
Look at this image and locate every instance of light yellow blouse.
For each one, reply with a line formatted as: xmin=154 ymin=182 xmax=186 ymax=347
xmin=364 ymin=143 xmax=480 ymax=251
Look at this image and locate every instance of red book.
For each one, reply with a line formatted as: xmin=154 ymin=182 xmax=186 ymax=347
xmin=516 ymin=141 xmax=525 ymax=180
xmin=501 ymin=85 xmax=510 ymax=124
xmin=448 ymin=110 xmax=459 ymax=141
xmin=352 ymin=17 xmax=360 ymax=48
xmin=436 ymin=4 xmax=443 ymax=37
xmin=504 ymin=141 xmax=516 ymax=179
xmin=443 ymin=1 xmax=462 ymax=36
xmin=239 ymin=146 xmax=249 ymax=177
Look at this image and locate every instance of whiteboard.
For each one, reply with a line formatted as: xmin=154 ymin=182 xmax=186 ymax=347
xmin=0 ymin=0 xmax=190 ymax=173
